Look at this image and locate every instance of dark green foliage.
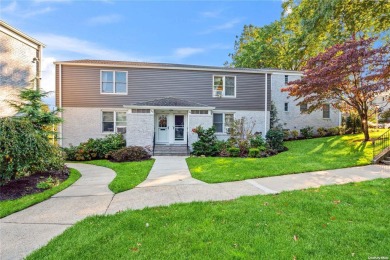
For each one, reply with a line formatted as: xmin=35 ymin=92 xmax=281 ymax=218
xmin=265 ymin=128 xmax=285 ymax=152
xmin=191 ymin=126 xmax=219 ymax=156
xmin=269 ymin=101 xmax=280 ymax=129
xmin=300 ymin=126 xmax=314 ymax=139
xmin=344 ymin=114 xmax=362 ymax=134
xmin=0 ymin=118 xmax=64 ymax=184
xmin=248 ymin=148 xmax=260 ymax=158
xmin=63 ymin=134 xmax=125 ymax=161
xmin=379 ymin=108 xmax=390 ymax=123
xmin=106 ymin=146 xmax=151 ymax=162
xmin=215 ymin=140 xmax=229 ymax=157
xmin=249 ymin=135 xmax=266 ymax=149
xmin=10 ymin=89 xmax=62 ymax=139
xmin=228 ymin=147 xmax=240 ymax=157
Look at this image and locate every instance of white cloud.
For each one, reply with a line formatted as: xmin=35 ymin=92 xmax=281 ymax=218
xmin=173 ymin=47 xmax=205 ymax=59
xmin=35 ymin=33 xmax=139 ymax=60
xmin=2 ymin=1 xmax=17 ymax=13
xmin=1 ymin=1 xmax=55 ymax=18
xmin=87 ymin=14 xmax=122 ymax=25
xmin=32 ymin=0 xmax=71 ymax=3
xmin=200 ymin=18 xmax=241 ymax=34
xmin=200 ymin=10 xmax=222 ymax=18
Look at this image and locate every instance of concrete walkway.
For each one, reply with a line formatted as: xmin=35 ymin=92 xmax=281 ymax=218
xmin=1 ymin=157 xmax=389 ymax=259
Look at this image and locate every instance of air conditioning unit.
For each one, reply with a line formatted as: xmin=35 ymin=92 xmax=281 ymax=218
xmin=215 ymin=90 xmax=223 ymax=98
xmin=116 ymin=127 xmax=126 ymax=134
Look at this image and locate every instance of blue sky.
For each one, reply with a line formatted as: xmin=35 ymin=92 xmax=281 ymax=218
xmin=0 ymin=0 xmax=283 ymax=106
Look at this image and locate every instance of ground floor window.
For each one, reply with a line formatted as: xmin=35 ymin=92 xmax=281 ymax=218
xmin=213 ymin=113 xmax=234 ymax=133
xmin=102 ymin=111 xmax=127 ymax=133
xmin=323 ymin=104 xmax=330 ymax=119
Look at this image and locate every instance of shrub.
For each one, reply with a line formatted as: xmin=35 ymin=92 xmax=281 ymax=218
xmin=0 ymin=118 xmax=64 ymax=184
xmin=215 ymin=140 xmax=229 ymax=157
xmin=228 ymin=147 xmax=240 ymax=157
xmin=107 ymin=146 xmax=151 ymax=162
xmin=248 ymin=148 xmax=260 ymax=158
xmin=36 ymin=176 xmax=58 ymax=190
xmin=328 ymin=127 xmax=339 ymax=136
xmin=291 ymin=130 xmax=299 ymax=139
xmin=300 ymin=126 xmax=314 ymax=139
xmin=63 ymin=134 xmax=125 ymax=161
xmin=336 ymin=126 xmax=346 ymax=135
xmin=317 ymin=127 xmax=327 ymax=137
xmin=249 ymin=135 xmax=266 ymax=149
xmin=265 ymin=128 xmax=285 ymax=152
xmin=192 ymin=126 xmax=219 ymax=156
xmin=283 ymin=129 xmax=290 ymax=140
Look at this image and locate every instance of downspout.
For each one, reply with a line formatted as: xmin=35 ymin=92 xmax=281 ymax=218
xmin=59 ymin=64 xmax=63 ymax=147
xmin=264 ymin=73 xmax=268 ymax=136
xmin=37 ymin=45 xmax=42 ymax=90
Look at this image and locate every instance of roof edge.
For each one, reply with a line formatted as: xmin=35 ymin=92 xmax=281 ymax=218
xmin=54 ymin=61 xmax=303 ymax=75
xmin=0 ymin=20 xmax=45 ymax=47
xmin=124 ymin=105 xmax=215 ymax=110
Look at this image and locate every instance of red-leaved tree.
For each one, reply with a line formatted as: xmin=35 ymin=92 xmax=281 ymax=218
xmin=282 ymin=37 xmax=390 ymax=141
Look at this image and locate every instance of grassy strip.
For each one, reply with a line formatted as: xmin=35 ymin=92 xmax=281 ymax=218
xmin=187 ymin=131 xmax=385 ymax=183
xmin=82 ymin=160 xmax=155 ymax=194
xmin=0 ymin=168 xmax=81 ymax=218
xmin=27 ymin=178 xmax=390 ymax=259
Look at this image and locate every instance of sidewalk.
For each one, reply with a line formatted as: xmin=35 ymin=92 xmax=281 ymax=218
xmin=1 ymin=157 xmax=389 ymax=259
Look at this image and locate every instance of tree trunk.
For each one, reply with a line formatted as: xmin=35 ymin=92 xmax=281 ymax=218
xmin=360 ymin=113 xmax=370 ymax=141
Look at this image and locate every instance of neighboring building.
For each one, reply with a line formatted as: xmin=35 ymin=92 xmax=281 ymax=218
xmin=271 ymin=73 xmax=341 ymax=132
xmin=0 ymin=20 xmax=45 ymax=117
xmin=55 ymin=60 xmax=340 ymax=151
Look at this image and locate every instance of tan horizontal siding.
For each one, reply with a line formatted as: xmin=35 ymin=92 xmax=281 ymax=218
xmin=60 ymin=65 xmax=268 ymax=111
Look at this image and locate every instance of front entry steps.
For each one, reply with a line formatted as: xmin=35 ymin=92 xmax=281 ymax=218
xmin=153 ymin=144 xmax=189 ymax=156
xmin=381 ymin=156 xmax=390 ymax=165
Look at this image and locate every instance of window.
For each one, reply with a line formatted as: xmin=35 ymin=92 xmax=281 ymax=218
xmin=323 ymin=104 xmax=330 ymax=119
xmin=102 ymin=111 xmax=127 ymax=133
xmin=285 ymin=75 xmax=289 ymax=84
xmin=213 ymin=113 xmax=234 ymax=133
xmin=191 ymin=110 xmax=208 ymax=115
xmin=213 ymin=75 xmax=236 ymax=98
xmin=300 ymin=104 xmax=308 ymax=112
xmin=132 ymin=109 xmax=150 ymax=113
xmin=101 ymin=71 xmax=127 ymax=94
xmin=284 ymin=102 xmax=289 ymax=112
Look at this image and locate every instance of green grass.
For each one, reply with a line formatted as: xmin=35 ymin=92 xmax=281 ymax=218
xmin=187 ymin=131 xmax=386 ymax=183
xmin=27 ymin=178 xmax=390 ymax=259
xmin=0 ymin=168 xmax=81 ymax=218
xmin=82 ymin=160 xmax=155 ymax=194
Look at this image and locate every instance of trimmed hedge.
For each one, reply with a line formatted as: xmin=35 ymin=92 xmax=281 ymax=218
xmin=107 ymin=146 xmax=151 ymax=162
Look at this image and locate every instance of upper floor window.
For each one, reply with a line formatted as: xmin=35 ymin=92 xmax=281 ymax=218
xmin=300 ymin=104 xmax=308 ymax=112
xmin=284 ymin=102 xmax=289 ymax=112
xmin=102 ymin=111 xmax=127 ymax=133
xmin=323 ymin=104 xmax=330 ymax=119
xmin=191 ymin=110 xmax=209 ymax=115
xmin=285 ymin=75 xmax=289 ymax=84
xmin=101 ymin=71 xmax=127 ymax=94
xmin=213 ymin=75 xmax=236 ymax=98
xmin=213 ymin=113 xmax=234 ymax=133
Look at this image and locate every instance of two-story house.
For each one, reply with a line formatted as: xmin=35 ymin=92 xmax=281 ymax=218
xmin=0 ymin=20 xmax=45 ymax=117
xmin=55 ymin=59 xmax=340 ymax=153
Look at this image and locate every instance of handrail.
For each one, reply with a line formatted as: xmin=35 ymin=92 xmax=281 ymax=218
xmin=372 ymin=129 xmax=390 ymax=162
xmin=153 ymin=132 xmax=155 ymax=156
xmin=187 ymin=128 xmax=189 ymax=155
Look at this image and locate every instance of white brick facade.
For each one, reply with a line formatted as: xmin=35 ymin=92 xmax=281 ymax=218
xmin=0 ymin=22 xmax=43 ymax=118
xmin=271 ymin=74 xmax=340 ymax=132
xmin=126 ymin=112 xmax=154 ymax=147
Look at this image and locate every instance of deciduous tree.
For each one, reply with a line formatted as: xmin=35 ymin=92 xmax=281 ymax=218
xmin=282 ymin=37 xmax=390 ymax=141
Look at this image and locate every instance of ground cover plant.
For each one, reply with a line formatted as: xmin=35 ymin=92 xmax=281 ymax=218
xmin=27 ymin=178 xmax=390 ymax=259
xmin=82 ymin=160 xmax=154 ymax=193
xmin=0 ymin=168 xmax=81 ymax=218
xmin=187 ymin=131 xmax=385 ymax=183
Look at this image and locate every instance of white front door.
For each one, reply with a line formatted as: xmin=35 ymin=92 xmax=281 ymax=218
xmin=156 ymin=113 xmax=187 ymax=144
xmin=157 ymin=114 xmax=169 ymax=143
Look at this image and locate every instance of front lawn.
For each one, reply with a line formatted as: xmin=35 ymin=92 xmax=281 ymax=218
xmin=187 ymin=131 xmax=385 ymax=183
xmin=82 ymin=160 xmax=155 ymax=193
xmin=0 ymin=168 xmax=81 ymax=218
xmin=27 ymin=178 xmax=390 ymax=259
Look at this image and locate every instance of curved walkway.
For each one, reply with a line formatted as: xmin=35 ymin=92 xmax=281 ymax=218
xmin=1 ymin=158 xmax=389 ymax=259
xmin=0 ymin=163 xmax=115 ymax=260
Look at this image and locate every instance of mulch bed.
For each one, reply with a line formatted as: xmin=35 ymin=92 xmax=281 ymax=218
xmin=0 ymin=167 xmax=70 ymax=201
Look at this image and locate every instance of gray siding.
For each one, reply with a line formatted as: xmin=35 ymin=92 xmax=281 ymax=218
xmin=56 ymin=65 xmax=268 ymax=111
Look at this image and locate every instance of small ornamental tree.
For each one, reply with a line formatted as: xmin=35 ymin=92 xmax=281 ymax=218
xmin=282 ymin=37 xmax=390 ymax=141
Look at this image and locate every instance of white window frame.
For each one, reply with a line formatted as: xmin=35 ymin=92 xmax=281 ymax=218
xmin=190 ymin=110 xmax=209 ymax=115
xmin=212 ymin=75 xmax=236 ymax=98
xmin=101 ymin=111 xmax=127 ymax=133
xmin=100 ymin=70 xmax=128 ymax=95
xmin=322 ymin=104 xmax=330 ymax=119
xmin=213 ymin=112 xmax=235 ymax=134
